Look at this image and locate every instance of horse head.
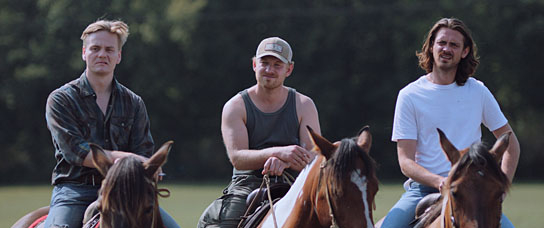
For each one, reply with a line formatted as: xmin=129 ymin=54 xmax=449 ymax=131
xmin=307 ymin=125 xmax=379 ymax=228
xmin=90 ymin=141 xmax=173 ymax=228
xmin=417 ymin=129 xmax=510 ymax=228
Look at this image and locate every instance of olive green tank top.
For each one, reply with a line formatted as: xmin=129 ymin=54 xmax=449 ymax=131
xmin=233 ymin=87 xmax=300 ymax=177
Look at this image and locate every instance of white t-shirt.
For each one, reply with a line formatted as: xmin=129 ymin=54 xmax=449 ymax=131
xmin=392 ymin=76 xmax=507 ymax=176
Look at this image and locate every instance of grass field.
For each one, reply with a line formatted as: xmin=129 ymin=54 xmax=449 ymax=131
xmin=2 ymin=182 xmax=543 ymax=227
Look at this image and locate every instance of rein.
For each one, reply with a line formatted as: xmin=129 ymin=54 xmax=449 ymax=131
xmin=441 ymin=189 xmax=456 ymax=228
xmin=264 ymin=174 xmax=279 ymax=228
xmin=151 ymin=174 xmax=171 ymax=227
xmin=316 ymin=158 xmax=339 ymax=228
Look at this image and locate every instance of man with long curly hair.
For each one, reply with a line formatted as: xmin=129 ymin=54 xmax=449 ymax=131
xmin=380 ymin=18 xmax=520 ymax=228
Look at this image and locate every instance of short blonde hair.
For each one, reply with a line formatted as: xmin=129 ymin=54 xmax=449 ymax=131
xmin=81 ymin=20 xmax=129 ymax=49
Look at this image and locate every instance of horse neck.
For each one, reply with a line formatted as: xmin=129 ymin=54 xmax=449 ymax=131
xmin=259 ymin=157 xmax=320 ymax=228
xmin=283 ymin=157 xmax=325 ymax=228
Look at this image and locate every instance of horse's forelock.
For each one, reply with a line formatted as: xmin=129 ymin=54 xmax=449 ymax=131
xmin=100 ymin=156 xmax=156 ymax=227
xmin=453 ymin=142 xmax=509 ymax=190
xmin=329 ymin=138 xmax=377 ymax=194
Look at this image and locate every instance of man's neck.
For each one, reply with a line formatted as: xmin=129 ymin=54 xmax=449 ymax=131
xmin=427 ymin=67 xmax=456 ymax=85
xmin=86 ymin=71 xmax=114 ymax=94
xmin=250 ymin=85 xmax=288 ymax=113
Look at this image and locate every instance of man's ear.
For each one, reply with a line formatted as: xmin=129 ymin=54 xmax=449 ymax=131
xmin=82 ymin=46 xmax=86 ymax=61
xmin=461 ymin=46 xmax=470 ymax=59
xmin=285 ymin=62 xmax=294 ymax=77
xmin=252 ymin=57 xmax=257 ymax=72
xmin=116 ymin=50 xmax=122 ymax=64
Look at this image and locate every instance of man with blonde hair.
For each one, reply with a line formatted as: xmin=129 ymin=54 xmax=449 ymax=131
xmin=43 ymin=19 xmax=179 ymax=227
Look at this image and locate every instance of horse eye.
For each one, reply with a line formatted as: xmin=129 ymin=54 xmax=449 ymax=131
xmin=145 ymin=206 xmax=154 ymax=214
xmin=450 ymin=188 xmax=458 ymax=198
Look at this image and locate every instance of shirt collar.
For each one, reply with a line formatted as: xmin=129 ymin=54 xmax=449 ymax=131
xmin=78 ymin=71 xmax=120 ymax=97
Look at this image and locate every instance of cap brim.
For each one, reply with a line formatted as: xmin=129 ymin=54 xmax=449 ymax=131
xmin=256 ymin=52 xmax=289 ymax=64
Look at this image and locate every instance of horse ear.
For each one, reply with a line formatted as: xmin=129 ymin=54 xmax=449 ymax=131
xmin=143 ymin=141 xmax=173 ymax=177
xmin=306 ymin=125 xmax=336 ymax=159
xmin=437 ymin=128 xmax=461 ymax=164
xmin=490 ymin=132 xmax=510 ymax=163
xmin=90 ymin=143 xmax=113 ymax=177
xmin=356 ymin=125 xmax=372 ymax=153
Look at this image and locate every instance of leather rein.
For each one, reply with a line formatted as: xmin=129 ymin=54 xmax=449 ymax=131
xmin=152 ymin=174 xmax=171 ymax=227
xmin=315 ymin=158 xmax=339 ymax=228
xmin=441 ymin=191 xmax=456 ymax=228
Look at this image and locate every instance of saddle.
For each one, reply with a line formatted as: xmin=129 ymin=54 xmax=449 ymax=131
xmin=238 ymin=182 xmax=291 ymax=228
xmin=410 ymin=193 xmax=442 ymax=226
xmin=82 ymin=200 xmax=100 ymax=228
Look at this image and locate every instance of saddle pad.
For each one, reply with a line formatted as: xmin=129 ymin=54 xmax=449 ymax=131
xmin=82 ymin=213 xmax=100 ymax=228
xmin=29 ymin=215 xmax=47 ymax=228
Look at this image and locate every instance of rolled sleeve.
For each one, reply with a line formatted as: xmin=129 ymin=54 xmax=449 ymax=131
xmin=46 ymin=91 xmax=90 ymax=166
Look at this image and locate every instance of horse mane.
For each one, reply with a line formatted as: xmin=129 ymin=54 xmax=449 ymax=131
xmin=99 ymin=156 xmax=155 ymax=227
xmin=414 ymin=141 xmax=510 ymax=228
xmin=328 ymin=137 xmax=378 ymax=195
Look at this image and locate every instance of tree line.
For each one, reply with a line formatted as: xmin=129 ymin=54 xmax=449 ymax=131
xmin=1 ymin=0 xmax=543 ymax=184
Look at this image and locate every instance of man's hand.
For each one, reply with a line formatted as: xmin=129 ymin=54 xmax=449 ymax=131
xmin=438 ymin=176 xmax=447 ymax=192
xmin=274 ymin=145 xmax=313 ymax=169
xmin=262 ymin=157 xmax=290 ymax=176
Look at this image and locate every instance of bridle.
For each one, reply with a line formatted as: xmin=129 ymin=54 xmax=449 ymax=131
xmin=440 ymin=169 xmax=504 ymax=228
xmin=151 ymin=174 xmax=171 ymax=227
xmin=315 ymin=157 xmax=339 ymax=228
xmin=441 ymin=190 xmax=457 ymax=228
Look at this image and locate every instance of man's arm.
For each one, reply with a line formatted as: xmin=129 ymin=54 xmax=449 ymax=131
xmin=397 ymin=139 xmax=446 ymax=190
xmin=222 ymin=95 xmax=312 ymax=172
xmin=492 ymin=123 xmax=520 ymax=182
xmin=291 ymin=93 xmax=321 ymax=170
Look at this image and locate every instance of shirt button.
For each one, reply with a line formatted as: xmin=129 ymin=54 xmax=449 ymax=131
xmin=121 ymin=123 xmax=125 ymax=127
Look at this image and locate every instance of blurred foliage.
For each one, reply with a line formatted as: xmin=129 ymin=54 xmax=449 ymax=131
xmin=1 ymin=0 xmax=543 ymax=184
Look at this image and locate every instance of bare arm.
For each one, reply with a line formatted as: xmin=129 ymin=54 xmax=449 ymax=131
xmin=492 ymin=123 xmax=520 ymax=182
xmin=290 ymin=92 xmax=321 ymax=170
xmin=397 ymin=139 xmax=445 ymax=190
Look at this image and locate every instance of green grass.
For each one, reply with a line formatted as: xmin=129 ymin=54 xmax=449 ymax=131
xmin=2 ymin=182 xmax=542 ymax=227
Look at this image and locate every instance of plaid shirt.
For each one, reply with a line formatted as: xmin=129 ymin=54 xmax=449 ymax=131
xmin=45 ymin=72 xmax=154 ymax=185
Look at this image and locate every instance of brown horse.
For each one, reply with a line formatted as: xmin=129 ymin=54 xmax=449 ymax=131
xmin=257 ymin=126 xmax=379 ymax=228
xmin=412 ymin=129 xmax=511 ymax=228
xmin=11 ymin=141 xmax=172 ymax=228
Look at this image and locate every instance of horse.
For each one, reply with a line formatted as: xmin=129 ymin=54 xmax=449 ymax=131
xmin=254 ymin=125 xmax=379 ymax=228
xmin=11 ymin=141 xmax=173 ymax=228
xmin=411 ymin=129 xmax=511 ymax=228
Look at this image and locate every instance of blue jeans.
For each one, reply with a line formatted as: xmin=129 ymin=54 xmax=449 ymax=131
xmin=43 ymin=183 xmax=180 ymax=228
xmin=380 ymin=180 xmax=514 ymax=228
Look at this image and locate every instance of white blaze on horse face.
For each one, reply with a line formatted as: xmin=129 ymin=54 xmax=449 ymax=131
xmin=351 ymin=169 xmax=373 ymax=228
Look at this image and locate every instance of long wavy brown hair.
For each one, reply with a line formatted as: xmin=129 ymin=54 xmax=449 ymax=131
xmin=416 ymin=18 xmax=480 ymax=85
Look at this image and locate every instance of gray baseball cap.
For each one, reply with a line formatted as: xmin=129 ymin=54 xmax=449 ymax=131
xmin=255 ymin=37 xmax=293 ymax=63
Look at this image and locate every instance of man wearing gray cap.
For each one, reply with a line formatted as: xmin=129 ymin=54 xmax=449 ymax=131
xmin=198 ymin=37 xmax=321 ymax=228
